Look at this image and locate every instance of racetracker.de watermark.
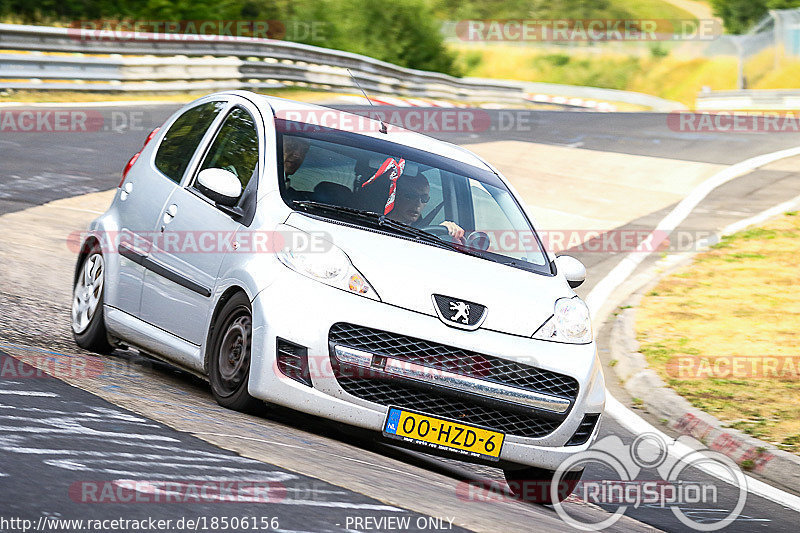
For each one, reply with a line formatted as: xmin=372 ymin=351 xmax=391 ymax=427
xmin=70 ymin=480 xmax=286 ymax=503
xmin=276 ymin=108 xmax=531 ymax=134
xmin=0 ymin=353 xmax=103 ymax=379
xmin=666 ymin=355 xmax=800 ymax=379
xmin=503 ymin=229 xmax=715 ymax=253
xmin=274 ymin=351 xmax=501 ymax=384
xmin=668 ymin=111 xmax=800 ymax=132
xmin=66 ymin=230 xmax=335 ymax=255
xmin=67 ymin=20 xmax=328 ymax=42
xmin=65 ymin=229 xmax=722 ymax=255
xmin=455 ymin=19 xmax=721 ymax=41
xmin=0 ymin=109 xmax=147 ymax=133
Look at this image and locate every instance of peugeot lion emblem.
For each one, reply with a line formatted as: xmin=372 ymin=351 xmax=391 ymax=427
xmin=449 ymin=301 xmax=470 ymax=324
xmin=432 ymin=294 xmax=487 ymax=330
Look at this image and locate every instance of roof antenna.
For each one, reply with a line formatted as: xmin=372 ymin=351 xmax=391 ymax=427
xmin=347 ymin=68 xmax=388 ymax=134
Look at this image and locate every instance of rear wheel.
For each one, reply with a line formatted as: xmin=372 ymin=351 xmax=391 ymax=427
xmin=71 ymin=247 xmax=113 ymax=354
xmin=503 ymin=466 xmax=583 ymax=504
xmin=208 ymin=293 xmax=262 ymax=412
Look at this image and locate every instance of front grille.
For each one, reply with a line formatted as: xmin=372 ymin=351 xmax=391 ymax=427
xmin=329 ymin=323 xmax=579 ymax=399
xmin=566 ymin=413 xmax=600 ymax=446
xmin=329 ymin=323 xmax=579 ymax=439
xmin=337 ymin=377 xmax=562 ymax=438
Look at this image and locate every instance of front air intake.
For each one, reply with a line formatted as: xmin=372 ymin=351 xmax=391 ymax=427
xmin=276 ymin=338 xmax=312 ymax=387
xmin=566 ymin=414 xmax=600 ymax=446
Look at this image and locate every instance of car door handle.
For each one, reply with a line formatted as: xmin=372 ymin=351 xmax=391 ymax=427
xmin=161 ymin=204 xmax=178 ymax=231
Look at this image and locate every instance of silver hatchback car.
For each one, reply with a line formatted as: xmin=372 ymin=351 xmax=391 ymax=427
xmin=71 ymin=91 xmax=605 ymax=503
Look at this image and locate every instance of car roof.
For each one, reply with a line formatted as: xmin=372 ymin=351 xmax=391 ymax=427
xmin=219 ymin=90 xmax=492 ymax=172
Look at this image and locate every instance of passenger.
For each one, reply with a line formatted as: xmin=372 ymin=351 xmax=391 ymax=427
xmin=387 ymin=173 xmax=465 ymax=241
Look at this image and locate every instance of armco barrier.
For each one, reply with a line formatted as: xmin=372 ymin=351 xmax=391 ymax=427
xmin=0 ymin=23 xmax=684 ymax=110
xmin=697 ymin=89 xmax=800 ymax=110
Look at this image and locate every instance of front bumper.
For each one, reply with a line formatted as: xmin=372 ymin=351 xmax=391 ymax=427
xmin=248 ymin=268 xmax=606 ymax=470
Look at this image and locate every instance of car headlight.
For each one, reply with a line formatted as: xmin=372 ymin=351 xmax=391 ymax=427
xmin=532 ymin=296 xmax=592 ymax=344
xmin=276 ymin=226 xmax=380 ymax=301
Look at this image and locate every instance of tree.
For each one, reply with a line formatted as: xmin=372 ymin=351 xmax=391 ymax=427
xmin=0 ymin=0 xmax=459 ymax=75
xmin=712 ymin=0 xmax=800 ymax=34
xmin=291 ymin=0 xmax=459 ymax=74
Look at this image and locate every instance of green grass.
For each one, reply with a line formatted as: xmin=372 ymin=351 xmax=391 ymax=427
xmin=613 ymin=0 xmax=697 ymax=19
xmin=637 ymin=213 xmax=800 ymax=456
xmin=450 ymin=44 xmax=742 ymax=106
xmin=430 ymin=0 xmax=694 ymax=21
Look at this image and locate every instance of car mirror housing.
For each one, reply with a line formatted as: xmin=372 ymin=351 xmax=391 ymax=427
xmin=556 ymin=255 xmax=586 ymax=288
xmin=197 ymin=168 xmax=242 ymax=207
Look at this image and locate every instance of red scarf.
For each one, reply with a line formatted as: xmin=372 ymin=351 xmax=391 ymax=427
xmin=361 ymin=157 xmax=406 ymax=215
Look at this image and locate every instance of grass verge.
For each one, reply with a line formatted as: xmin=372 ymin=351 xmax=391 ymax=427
xmin=636 ymin=212 xmax=800 ymax=454
xmin=452 ymin=44 xmax=800 ymax=108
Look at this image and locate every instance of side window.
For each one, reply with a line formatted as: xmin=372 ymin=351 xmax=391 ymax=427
xmin=195 ymin=107 xmax=259 ymax=199
xmin=155 ymin=101 xmax=225 ymax=183
xmin=287 ymin=142 xmax=356 ymax=192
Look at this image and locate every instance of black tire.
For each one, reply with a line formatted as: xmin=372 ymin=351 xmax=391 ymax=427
xmin=71 ymin=246 xmax=113 ymax=354
xmin=503 ymin=466 xmax=583 ymax=505
xmin=208 ymin=292 xmax=262 ymax=412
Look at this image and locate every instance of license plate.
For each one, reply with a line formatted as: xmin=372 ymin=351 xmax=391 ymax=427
xmin=383 ymin=407 xmax=504 ymax=460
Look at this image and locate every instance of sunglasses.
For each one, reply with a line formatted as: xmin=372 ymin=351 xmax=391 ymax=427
xmin=401 ymin=191 xmax=430 ymax=204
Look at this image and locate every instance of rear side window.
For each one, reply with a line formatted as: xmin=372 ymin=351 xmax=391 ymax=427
xmin=155 ymin=101 xmax=226 ymax=183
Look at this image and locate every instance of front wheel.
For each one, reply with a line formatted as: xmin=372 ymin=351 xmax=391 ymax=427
xmin=503 ymin=466 xmax=583 ymax=504
xmin=208 ymin=293 xmax=262 ymax=412
xmin=71 ymin=247 xmax=113 ymax=354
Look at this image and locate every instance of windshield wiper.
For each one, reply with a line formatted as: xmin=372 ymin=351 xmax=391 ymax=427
xmin=293 ymin=200 xmax=444 ymax=243
xmin=292 ymin=200 xmax=488 ymax=259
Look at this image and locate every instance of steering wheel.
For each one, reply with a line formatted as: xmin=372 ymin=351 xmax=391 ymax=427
xmin=465 ymin=231 xmax=491 ymax=251
xmin=420 ymin=226 xmax=491 ymax=249
xmin=419 ymin=224 xmax=452 ymax=239
xmin=419 ymin=224 xmax=461 ymax=244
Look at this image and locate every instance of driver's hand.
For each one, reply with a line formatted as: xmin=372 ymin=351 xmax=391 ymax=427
xmin=440 ymin=221 xmax=465 ymax=241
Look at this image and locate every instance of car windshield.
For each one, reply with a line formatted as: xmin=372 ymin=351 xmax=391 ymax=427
xmin=276 ymin=120 xmax=551 ymax=275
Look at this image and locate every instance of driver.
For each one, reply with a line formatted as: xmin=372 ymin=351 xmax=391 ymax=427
xmin=387 ymin=173 xmax=465 ymax=241
xmin=283 ymin=136 xmax=310 ymax=186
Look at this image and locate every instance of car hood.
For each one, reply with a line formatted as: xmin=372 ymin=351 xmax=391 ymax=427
xmin=285 ymin=213 xmax=572 ymax=337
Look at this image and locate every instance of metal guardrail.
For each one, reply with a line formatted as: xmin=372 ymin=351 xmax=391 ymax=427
xmin=0 ymin=23 xmax=683 ymax=111
xmin=696 ymin=89 xmax=800 ymax=110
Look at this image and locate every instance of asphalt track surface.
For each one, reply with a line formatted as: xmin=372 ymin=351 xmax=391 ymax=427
xmin=2 ymin=103 xmax=800 ymax=532
xmin=0 ymin=350 xmax=464 ymax=533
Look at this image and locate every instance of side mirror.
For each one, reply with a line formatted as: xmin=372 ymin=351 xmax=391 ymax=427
xmin=197 ymin=168 xmax=241 ymax=207
xmin=556 ymin=255 xmax=586 ymax=289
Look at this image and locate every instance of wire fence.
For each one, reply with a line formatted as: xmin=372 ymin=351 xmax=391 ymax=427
xmin=705 ymin=8 xmax=800 ymax=90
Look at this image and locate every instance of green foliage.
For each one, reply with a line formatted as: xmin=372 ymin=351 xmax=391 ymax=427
xmin=542 ymin=53 xmax=571 ymax=67
xmin=520 ymin=52 xmax=643 ymax=90
xmin=711 ymin=0 xmax=768 ymax=34
xmin=453 ymin=49 xmax=483 ymax=73
xmin=293 ymin=0 xmax=458 ymax=75
xmin=0 ymin=0 xmax=459 ymax=75
xmin=431 ymin=0 xmax=628 ymax=20
xmin=712 ymin=0 xmax=800 ymax=34
xmin=649 ymin=43 xmax=669 ymax=58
